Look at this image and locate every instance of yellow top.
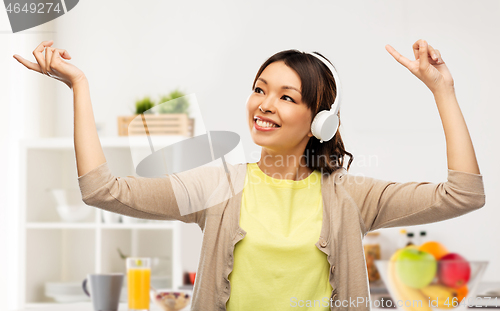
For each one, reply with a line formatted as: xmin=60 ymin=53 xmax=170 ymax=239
xmin=226 ymin=163 xmax=332 ymax=310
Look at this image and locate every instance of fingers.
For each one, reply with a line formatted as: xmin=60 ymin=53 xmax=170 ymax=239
xmin=45 ymin=47 xmax=54 ymax=76
xmin=414 ymin=39 xmax=443 ymax=64
xmin=46 ymin=47 xmax=71 ymax=76
xmin=12 ymin=54 xmax=43 ymax=73
xmin=32 ymin=40 xmax=53 ymax=75
xmin=419 ymin=40 xmax=445 ymax=65
xmin=385 ymin=44 xmax=412 ymax=69
xmin=14 ymin=40 xmax=72 ymax=78
xmin=426 ymin=44 xmax=443 ymax=64
xmin=59 ymin=49 xmax=71 ymax=59
xmin=49 ymin=49 xmax=65 ymax=70
xmin=431 ymin=48 xmax=443 ymax=64
xmin=427 ymin=45 xmax=438 ymax=62
xmin=418 ymin=40 xmax=430 ymax=69
xmin=412 ymin=41 xmax=420 ymax=60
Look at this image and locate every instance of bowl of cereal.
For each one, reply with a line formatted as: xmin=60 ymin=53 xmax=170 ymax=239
xmin=150 ymin=288 xmax=191 ymax=311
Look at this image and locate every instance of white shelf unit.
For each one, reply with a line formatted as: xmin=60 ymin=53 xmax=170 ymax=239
xmin=19 ymin=136 xmax=190 ymax=308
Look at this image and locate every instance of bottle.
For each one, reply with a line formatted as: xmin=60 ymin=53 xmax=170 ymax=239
xmin=363 ymin=232 xmax=381 ymax=283
xmin=419 ymin=231 xmax=428 ymax=246
xmin=406 ymin=232 xmax=415 ymax=246
xmin=398 ymin=229 xmax=407 ymax=249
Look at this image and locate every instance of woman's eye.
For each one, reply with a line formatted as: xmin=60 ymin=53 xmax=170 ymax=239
xmin=254 ymin=87 xmax=264 ymax=94
xmin=253 ymin=87 xmax=295 ymax=103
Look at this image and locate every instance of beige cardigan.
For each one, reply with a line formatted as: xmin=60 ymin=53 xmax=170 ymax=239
xmin=78 ymin=161 xmax=486 ymax=311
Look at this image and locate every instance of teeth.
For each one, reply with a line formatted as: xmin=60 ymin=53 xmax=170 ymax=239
xmin=256 ymin=119 xmax=278 ymax=128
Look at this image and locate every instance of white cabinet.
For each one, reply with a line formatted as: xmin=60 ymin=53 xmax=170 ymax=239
xmin=19 ymin=136 xmax=190 ymax=308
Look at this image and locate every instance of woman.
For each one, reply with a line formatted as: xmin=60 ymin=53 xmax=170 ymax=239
xmin=14 ymin=39 xmax=485 ymax=311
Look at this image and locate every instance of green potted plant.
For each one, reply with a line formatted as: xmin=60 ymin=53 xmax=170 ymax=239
xmin=134 ymin=96 xmax=156 ymax=115
xmin=118 ymin=91 xmax=194 ymax=137
xmin=155 ymin=89 xmax=195 ymax=137
xmin=157 ymin=89 xmax=190 ymax=115
xmin=119 ymin=96 xmax=157 ymax=136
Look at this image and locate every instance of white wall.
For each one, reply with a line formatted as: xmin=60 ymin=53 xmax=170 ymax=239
xmin=2 ymin=0 xmax=500 ymax=309
xmin=0 ymin=10 xmax=59 ymax=310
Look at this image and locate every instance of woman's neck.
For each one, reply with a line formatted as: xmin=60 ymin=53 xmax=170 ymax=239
xmin=257 ymin=147 xmax=313 ymax=181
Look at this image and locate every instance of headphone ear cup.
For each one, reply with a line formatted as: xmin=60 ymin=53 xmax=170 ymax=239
xmin=325 ymin=114 xmax=339 ymax=141
xmin=320 ymin=113 xmax=339 ymax=142
xmin=310 ymin=111 xmax=325 ymax=140
xmin=311 ymin=110 xmax=339 ymax=143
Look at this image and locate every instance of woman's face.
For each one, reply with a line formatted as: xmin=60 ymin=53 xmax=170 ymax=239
xmin=246 ymin=61 xmax=313 ymax=152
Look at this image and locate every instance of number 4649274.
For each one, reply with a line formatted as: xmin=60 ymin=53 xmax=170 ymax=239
xmin=6 ymin=2 xmax=62 ymax=14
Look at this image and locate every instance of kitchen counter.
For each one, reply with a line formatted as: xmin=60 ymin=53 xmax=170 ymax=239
xmin=368 ymin=280 xmax=500 ymax=310
xmin=6 ymin=301 xmax=500 ymax=310
xmin=369 ymin=292 xmax=500 ymax=309
xmin=8 ymin=281 xmax=500 ymax=311
xmin=8 ymin=302 xmax=167 ymax=311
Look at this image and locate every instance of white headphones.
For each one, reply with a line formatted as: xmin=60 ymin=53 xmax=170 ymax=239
xmin=303 ymin=51 xmax=343 ymax=143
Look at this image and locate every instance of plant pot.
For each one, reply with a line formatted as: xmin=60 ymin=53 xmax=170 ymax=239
xmin=117 ymin=114 xmax=194 ymax=137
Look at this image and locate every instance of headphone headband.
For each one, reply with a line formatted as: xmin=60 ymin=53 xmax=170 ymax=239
xmin=299 ymin=50 xmax=343 ymax=143
xmin=304 ymin=51 xmax=342 ymax=115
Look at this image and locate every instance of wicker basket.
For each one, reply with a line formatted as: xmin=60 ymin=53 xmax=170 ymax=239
xmin=118 ymin=114 xmax=194 ymax=137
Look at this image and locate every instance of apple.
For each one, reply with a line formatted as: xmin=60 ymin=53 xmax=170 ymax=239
xmin=438 ymin=253 xmax=470 ymax=289
xmin=396 ymin=248 xmax=437 ymax=289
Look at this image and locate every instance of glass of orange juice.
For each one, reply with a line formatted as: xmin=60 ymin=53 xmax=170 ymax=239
xmin=126 ymin=257 xmax=151 ymax=311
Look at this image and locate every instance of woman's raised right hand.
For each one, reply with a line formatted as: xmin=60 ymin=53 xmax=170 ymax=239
xmin=13 ymin=40 xmax=86 ymax=89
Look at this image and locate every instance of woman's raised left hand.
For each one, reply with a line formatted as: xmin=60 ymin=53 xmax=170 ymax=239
xmin=386 ymin=39 xmax=454 ymax=94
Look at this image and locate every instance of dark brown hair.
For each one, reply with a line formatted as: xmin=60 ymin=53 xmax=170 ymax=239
xmin=251 ymin=49 xmax=353 ymax=175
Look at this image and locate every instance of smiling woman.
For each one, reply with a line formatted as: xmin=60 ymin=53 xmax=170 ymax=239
xmin=246 ymin=50 xmax=353 ymax=179
xmin=222 ymin=50 xmax=356 ymax=311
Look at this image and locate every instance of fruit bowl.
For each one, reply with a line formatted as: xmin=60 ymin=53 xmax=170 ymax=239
xmin=150 ymin=289 xmax=191 ymax=311
xmin=375 ymin=259 xmax=488 ymax=311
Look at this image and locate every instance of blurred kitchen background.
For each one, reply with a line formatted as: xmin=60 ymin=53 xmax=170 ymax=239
xmin=1 ymin=0 xmax=500 ymax=310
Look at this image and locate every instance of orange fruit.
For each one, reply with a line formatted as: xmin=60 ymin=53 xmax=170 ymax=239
xmin=456 ymin=285 xmax=469 ymax=302
xmin=418 ymin=241 xmax=449 ymax=260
